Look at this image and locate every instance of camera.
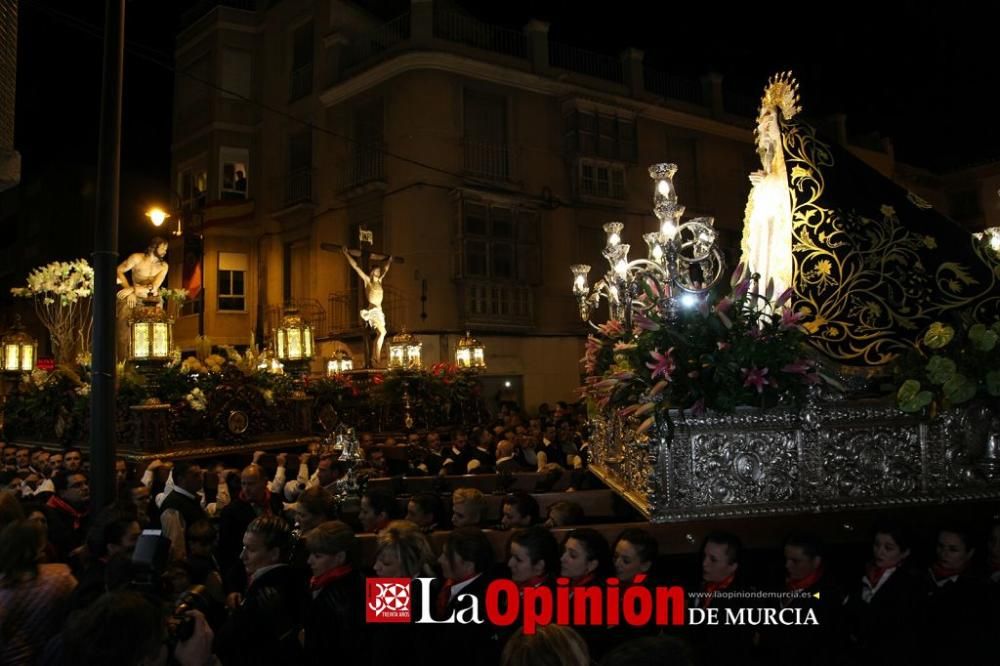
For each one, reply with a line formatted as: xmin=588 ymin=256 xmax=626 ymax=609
xmin=168 ymin=584 xmax=211 ymax=642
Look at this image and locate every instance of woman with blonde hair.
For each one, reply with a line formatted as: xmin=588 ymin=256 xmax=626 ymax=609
xmin=501 ymin=624 xmax=590 ymax=666
xmin=369 ymin=520 xmax=439 ymax=665
xmin=372 ymin=519 xmax=438 ymax=578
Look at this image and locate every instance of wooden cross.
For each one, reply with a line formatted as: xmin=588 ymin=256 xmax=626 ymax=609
xmin=320 ymin=226 xmax=405 ymax=368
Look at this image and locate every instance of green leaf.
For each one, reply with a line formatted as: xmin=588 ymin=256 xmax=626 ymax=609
xmin=926 ymin=355 xmax=957 ymax=385
xmin=899 ymin=390 xmax=933 ymax=413
xmin=986 ymin=371 xmax=1000 ymax=397
xmin=968 ymin=323 xmax=998 ymax=352
xmin=943 ymin=374 xmax=976 ymax=405
xmin=897 ymin=379 xmax=922 ymax=404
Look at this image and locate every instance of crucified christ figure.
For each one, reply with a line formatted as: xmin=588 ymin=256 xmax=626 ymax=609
xmin=343 ymin=246 xmax=393 ymax=363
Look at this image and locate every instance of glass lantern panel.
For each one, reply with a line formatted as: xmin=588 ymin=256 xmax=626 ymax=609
xmin=389 ymin=346 xmax=404 ymax=367
xmin=277 ymin=331 xmax=286 ymax=359
xmin=327 ymin=359 xmax=337 ymax=376
xmin=4 ymin=344 xmax=18 ymax=370
xmin=304 ymin=328 xmax=313 ymax=357
xmin=153 ymin=323 xmax=169 ymax=357
xmin=21 ymin=345 xmax=34 ymax=371
xmin=408 ymin=345 xmax=422 ymax=368
xmin=287 ymin=328 xmax=302 ymax=359
xmin=342 ymin=358 xmax=353 ymax=371
xmin=133 ymin=323 xmax=151 ymax=359
xmin=456 ymin=348 xmax=471 ymax=368
xmin=472 ymin=348 xmax=485 ymax=366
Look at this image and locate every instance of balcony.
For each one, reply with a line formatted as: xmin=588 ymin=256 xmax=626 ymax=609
xmin=548 ymin=41 xmax=623 ymax=84
xmin=283 ymin=168 xmax=313 ymax=207
xmin=463 ymin=139 xmax=511 ymax=181
xmin=265 ymin=299 xmax=327 ymax=341
xmin=289 ymin=63 xmax=313 ymax=101
xmin=340 ymin=144 xmax=386 ymax=191
xmin=462 ymin=281 xmax=534 ymax=328
xmin=433 ymin=9 xmax=527 ymax=60
xmin=341 ymin=13 xmax=411 ymax=71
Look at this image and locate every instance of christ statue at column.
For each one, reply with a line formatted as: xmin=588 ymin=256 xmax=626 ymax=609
xmin=343 ymin=246 xmax=393 ymax=363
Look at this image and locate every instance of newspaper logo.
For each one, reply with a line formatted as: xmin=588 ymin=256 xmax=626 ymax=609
xmin=366 ymin=578 xmax=412 ymax=623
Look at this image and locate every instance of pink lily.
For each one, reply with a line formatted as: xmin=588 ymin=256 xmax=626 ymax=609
xmin=779 ymin=309 xmax=805 ymax=330
xmin=774 ymin=287 xmax=794 ymax=309
xmin=733 ymin=277 xmax=751 ymax=300
xmin=632 ymin=311 xmax=661 ymax=332
xmin=742 ymin=366 xmax=770 ymax=393
xmin=781 ymin=359 xmax=812 ymax=375
xmin=646 ymin=348 xmax=676 ymax=381
xmin=598 ymin=319 xmax=625 ymax=338
xmin=730 ymin=262 xmax=746 ymax=288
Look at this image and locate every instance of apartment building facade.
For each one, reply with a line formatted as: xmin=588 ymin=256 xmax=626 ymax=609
xmin=168 ymin=0 xmax=963 ymax=410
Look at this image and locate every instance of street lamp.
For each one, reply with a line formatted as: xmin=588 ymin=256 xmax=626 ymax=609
xmin=146 ymin=196 xmax=204 ymax=338
xmin=455 ymin=331 xmax=486 ymax=370
xmin=1 ymin=316 xmax=37 ymax=374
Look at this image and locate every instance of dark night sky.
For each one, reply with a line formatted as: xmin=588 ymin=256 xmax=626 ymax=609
xmin=13 ymin=0 xmax=997 ymax=223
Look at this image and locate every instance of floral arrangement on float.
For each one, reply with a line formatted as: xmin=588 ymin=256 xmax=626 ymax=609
xmin=580 ymin=263 xmax=829 ymax=433
xmin=10 ymin=259 xmax=94 ymax=365
xmin=895 ymin=318 xmax=1000 ymax=414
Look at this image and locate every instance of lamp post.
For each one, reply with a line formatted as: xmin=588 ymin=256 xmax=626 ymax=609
xmin=570 ymin=163 xmax=725 ymax=329
xmin=146 ymin=197 xmax=204 ymax=337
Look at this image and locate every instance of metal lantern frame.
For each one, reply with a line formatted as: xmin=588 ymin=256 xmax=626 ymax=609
xmin=274 ymin=307 xmax=315 ymax=363
xmin=129 ymin=297 xmax=174 ymax=361
xmin=455 ymin=331 xmax=486 ymax=370
xmin=388 ymin=329 xmax=422 ymax=370
xmin=1 ymin=316 xmax=37 ymax=373
xmin=326 ymin=349 xmax=354 ymax=376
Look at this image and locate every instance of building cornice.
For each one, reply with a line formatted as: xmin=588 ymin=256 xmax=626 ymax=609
xmin=319 ymin=51 xmax=752 ymax=144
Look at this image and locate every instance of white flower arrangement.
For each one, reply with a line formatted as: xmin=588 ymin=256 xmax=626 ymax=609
xmin=75 ymin=383 xmax=91 ymax=397
xmin=158 ymin=288 xmax=189 ymax=303
xmin=185 ymin=387 xmax=208 ymax=412
xmin=11 ymin=259 xmax=94 ymax=364
xmin=11 ymin=259 xmax=94 ymax=305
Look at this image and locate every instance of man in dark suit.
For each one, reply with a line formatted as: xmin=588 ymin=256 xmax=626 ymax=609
xmin=159 ymin=460 xmax=206 ymax=561
xmin=218 ymin=464 xmax=284 ymax=577
xmin=442 ymin=430 xmax=475 ymax=475
xmin=435 ymin=528 xmax=499 ymax=666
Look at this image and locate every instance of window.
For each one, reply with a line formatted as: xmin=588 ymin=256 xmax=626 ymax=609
xmin=579 ymin=160 xmax=626 ymax=200
xmin=286 ymin=131 xmax=312 ymax=203
xmin=221 ymin=48 xmax=252 ymax=100
xmin=218 ymin=253 xmax=247 ymax=311
xmin=665 ymin=131 xmax=699 ymax=206
xmin=463 ymin=90 xmax=509 ymax=179
xmin=220 ymin=148 xmax=249 ymax=200
xmin=290 ymin=22 xmax=314 ymax=100
xmin=178 ymin=166 xmax=207 ymax=212
xmin=177 ymin=54 xmax=210 ymax=111
xmin=565 ymin=110 xmax=636 ymax=162
xmin=459 ymin=202 xmax=540 ymax=284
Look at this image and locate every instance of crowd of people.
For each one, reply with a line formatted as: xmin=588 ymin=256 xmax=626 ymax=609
xmin=2 ymin=400 xmax=1000 ymax=665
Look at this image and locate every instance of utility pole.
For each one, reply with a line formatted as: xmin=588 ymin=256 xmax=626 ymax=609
xmin=90 ymin=0 xmax=125 ymax=512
